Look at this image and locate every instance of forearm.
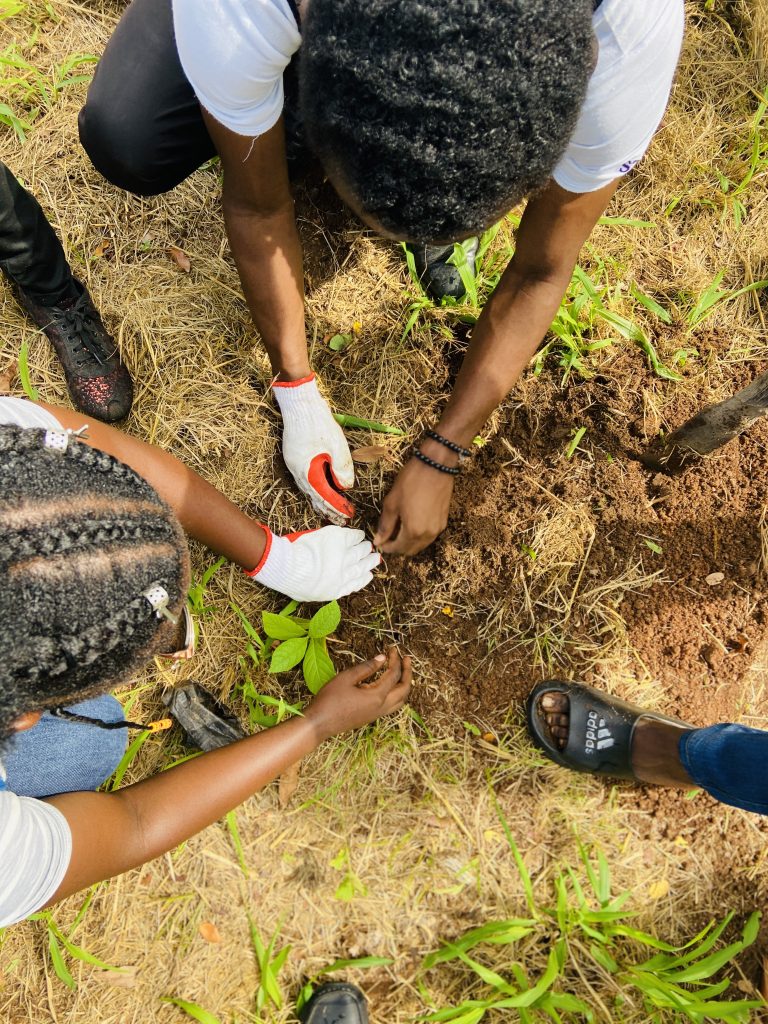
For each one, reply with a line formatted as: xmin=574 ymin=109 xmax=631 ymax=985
xmin=224 ymin=197 xmax=310 ymax=381
xmin=45 ymin=716 xmax=322 ymax=900
xmin=38 ymin=403 xmax=267 ymax=571
xmin=431 ymin=264 xmax=571 ymax=452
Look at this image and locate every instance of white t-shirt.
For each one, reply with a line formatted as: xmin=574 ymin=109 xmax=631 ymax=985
xmin=0 ymin=397 xmax=74 ymax=928
xmin=172 ymin=0 xmax=685 ymax=194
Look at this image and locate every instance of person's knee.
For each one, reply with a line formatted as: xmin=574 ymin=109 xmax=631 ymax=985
xmin=78 ymin=100 xmax=171 ymax=197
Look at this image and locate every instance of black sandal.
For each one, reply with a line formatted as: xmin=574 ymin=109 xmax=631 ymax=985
xmin=299 ymin=982 xmax=369 ymax=1024
xmin=526 ymin=680 xmax=688 ymax=780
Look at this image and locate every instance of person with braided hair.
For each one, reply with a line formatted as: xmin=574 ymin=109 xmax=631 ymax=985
xmin=0 ymin=396 xmax=411 ymax=927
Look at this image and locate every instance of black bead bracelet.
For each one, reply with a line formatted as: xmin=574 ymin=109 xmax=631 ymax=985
xmin=425 ymin=429 xmax=472 ymax=459
xmin=412 ymin=449 xmax=461 ymax=476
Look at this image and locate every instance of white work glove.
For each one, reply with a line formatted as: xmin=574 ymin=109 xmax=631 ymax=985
xmin=272 ymin=374 xmax=355 ymax=525
xmin=246 ymin=525 xmax=380 ymax=602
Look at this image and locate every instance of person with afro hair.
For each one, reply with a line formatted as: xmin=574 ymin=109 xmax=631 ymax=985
xmin=0 ymin=395 xmax=408 ymax=929
xmin=78 ymin=0 xmax=684 ymax=553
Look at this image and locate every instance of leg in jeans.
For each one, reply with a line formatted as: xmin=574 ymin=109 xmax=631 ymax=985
xmin=679 ymin=724 xmax=768 ymax=815
xmin=3 ymin=695 xmax=127 ymax=798
xmin=0 ymin=162 xmax=75 ymax=305
xmin=78 ymin=0 xmax=216 ymax=196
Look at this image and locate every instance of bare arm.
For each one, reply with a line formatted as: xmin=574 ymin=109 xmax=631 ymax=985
xmin=201 ymin=112 xmax=310 ymax=381
xmin=43 ymin=651 xmax=410 ymax=905
xmin=38 ymin=402 xmax=267 ymax=571
xmin=375 ymin=178 xmax=619 ymax=555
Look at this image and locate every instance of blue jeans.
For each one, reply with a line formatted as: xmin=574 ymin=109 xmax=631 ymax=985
xmin=3 ymin=696 xmax=127 ymax=797
xmin=680 ymin=724 xmax=768 ymax=815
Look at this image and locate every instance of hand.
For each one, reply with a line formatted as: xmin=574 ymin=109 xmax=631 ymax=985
xmin=374 ymin=457 xmax=455 ymax=555
xmin=272 ymin=374 xmax=355 ymax=525
xmin=247 ymin=524 xmax=380 ymax=601
xmin=305 ymin=647 xmax=412 ymax=740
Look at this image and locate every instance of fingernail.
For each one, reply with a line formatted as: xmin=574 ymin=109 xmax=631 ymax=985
xmin=374 ymin=654 xmax=386 ymax=663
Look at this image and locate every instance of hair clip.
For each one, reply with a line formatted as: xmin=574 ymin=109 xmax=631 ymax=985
xmin=142 ymin=582 xmax=180 ymax=625
xmin=43 ymin=424 xmax=90 ymax=453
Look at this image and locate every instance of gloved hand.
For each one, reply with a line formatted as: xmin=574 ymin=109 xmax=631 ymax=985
xmin=246 ymin=524 xmax=380 ymax=602
xmin=272 ymin=374 xmax=355 ymax=524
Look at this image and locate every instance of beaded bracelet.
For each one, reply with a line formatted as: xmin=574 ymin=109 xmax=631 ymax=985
xmin=412 ymin=449 xmax=461 ymax=476
xmin=425 ymin=429 xmax=472 ymax=459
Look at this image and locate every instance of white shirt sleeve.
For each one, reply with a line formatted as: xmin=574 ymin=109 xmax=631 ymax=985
xmin=172 ymin=0 xmax=302 ymax=138
xmin=0 ymin=788 xmax=72 ymax=927
xmin=553 ymin=0 xmax=685 ymax=194
xmin=0 ymin=396 xmax=63 ymax=430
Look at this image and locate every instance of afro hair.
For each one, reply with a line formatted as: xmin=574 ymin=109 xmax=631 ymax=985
xmin=299 ymin=0 xmax=595 ymax=242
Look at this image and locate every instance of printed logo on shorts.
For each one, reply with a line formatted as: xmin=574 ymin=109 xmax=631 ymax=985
xmin=618 ymin=158 xmax=639 ymax=174
xmin=584 ymin=709 xmax=615 ymax=755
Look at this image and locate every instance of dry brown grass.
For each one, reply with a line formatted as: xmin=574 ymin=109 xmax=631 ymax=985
xmin=2 ymin=1 xmax=768 ymax=1022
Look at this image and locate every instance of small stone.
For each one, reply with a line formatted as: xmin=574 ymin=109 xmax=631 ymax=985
xmin=705 ymin=571 xmax=725 ymax=586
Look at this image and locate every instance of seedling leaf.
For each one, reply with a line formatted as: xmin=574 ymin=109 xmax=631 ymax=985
xmin=303 ymin=637 xmax=336 ymax=693
xmin=262 ymin=611 xmax=307 ymax=640
xmin=308 ymin=600 xmax=341 ymax=638
xmin=18 ymin=340 xmax=38 ymax=400
xmin=270 ymin=636 xmax=308 ymax=673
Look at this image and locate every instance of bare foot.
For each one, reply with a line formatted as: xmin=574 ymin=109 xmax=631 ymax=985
xmin=539 ymin=691 xmax=695 ymax=788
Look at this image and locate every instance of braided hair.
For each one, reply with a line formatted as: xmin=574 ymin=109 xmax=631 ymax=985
xmin=299 ymin=0 xmax=595 ymax=243
xmin=0 ymin=425 xmax=189 ymax=739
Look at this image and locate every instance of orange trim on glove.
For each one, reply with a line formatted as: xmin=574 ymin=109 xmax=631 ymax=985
xmin=272 ymin=372 xmax=316 ymax=389
xmin=244 ymin=523 xmax=273 ymax=577
xmin=307 ymin=452 xmax=355 ymax=518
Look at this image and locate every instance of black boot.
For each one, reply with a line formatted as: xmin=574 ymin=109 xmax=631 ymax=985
xmin=16 ymin=279 xmax=133 ymax=422
xmin=408 ymin=237 xmax=479 ymax=300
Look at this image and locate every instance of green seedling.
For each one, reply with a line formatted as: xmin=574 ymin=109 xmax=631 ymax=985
xmin=418 ymin=790 xmax=764 ymax=1024
xmin=330 ymin=847 xmax=368 ymax=902
xmin=30 ymin=911 xmax=126 ymax=991
xmin=249 ymin=918 xmax=291 ymax=1013
xmin=186 ymin=556 xmax=224 ymax=618
xmin=334 ymin=412 xmax=404 ymax=435
xmin=564 ymin=426 xmax=587 ymax=460
xmin=643 ymin=538 xmax=664 ymax=555
xmin=685 ymin=272 xmax=768 ymax=329
xmin=264 ymin=600 xmax=340 ymax=694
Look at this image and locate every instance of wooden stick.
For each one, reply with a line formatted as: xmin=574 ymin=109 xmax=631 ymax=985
xmin=642 ymin=367 xmax=768 ymax=474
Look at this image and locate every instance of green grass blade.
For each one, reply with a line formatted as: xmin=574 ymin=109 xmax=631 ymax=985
xmin=319 ymin=955 xmax=394 ymax=973
xmin=333 ymin=412 xmax=405 ymax=435
xmin=224 ymin=809 xmax=248 ymax=877
xmin=160 ymin=997 xmax=223 ymax=1024
xmin=18 ymin=340 xmax=39 ymax=400
xmin=48 ymin=931 xmax=76 ymax=989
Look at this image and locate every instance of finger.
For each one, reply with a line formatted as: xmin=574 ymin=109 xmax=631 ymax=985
xmin=336 ymin=569 xmax=375 ymax=597
xmin=329 ymin=526 xmax=366 ymax=546
xmin=307 ymin=454 xmax=355 ymax=519
xmin=378 ymin=532 xmax=426 ymax=556
xmin=366 ymin=646 xmax=403 ymax=689
xmin=373 ymin=503 xmax=400 ymax=548
xmin=346 ymin=549 xmax=381 ymax=575
xmin=343 ymin=653 xmax=386 ymax=685
xmin=384 ymin=655 xmax=413 ymax=711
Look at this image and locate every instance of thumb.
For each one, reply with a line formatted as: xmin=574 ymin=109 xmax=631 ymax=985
xmin=373 ymin=500 xmax=400 ymax=549
xmin=345 ymin=653 xmax=387 ymax=685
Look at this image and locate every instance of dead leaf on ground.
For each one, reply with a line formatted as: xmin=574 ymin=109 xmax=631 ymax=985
xmin=705 ymin=571 xmax=725 ymax=586
xmin=0 ymin=360 xmax=17 ymax=392
xmin=168 ymin=245 xmax=191 ymax=273
xmin=647 ymin=879 xmax=670 ymax=900
xmin=278 ymin=760 xmax=301 ymax=808
xmin=93 ymin=966 xmax=138 ymax=989
xmin=198 ymin=921 xmax=222 ymax=943
xmin=92 ymin=238 xmax=113 ymax=259
xmin=352 ymin=445 xmax=393 ymax=465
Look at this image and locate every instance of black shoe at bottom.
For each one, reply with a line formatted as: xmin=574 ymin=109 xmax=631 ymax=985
xmin=299 ymin=982 xmax=369 ymax=1024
